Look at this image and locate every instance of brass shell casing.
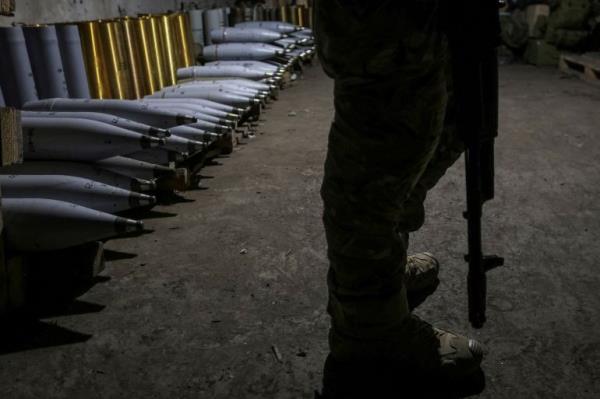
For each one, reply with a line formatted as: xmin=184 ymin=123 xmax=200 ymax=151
xmin=147 ymin=15 xmax=169 ymax=90
xmin=99 ymin=20 xmax=134 ymax=99
xmin=171 ymin=12 xmax=195 ymax=69
xmin=119 ymin=17 xmax=147 ymax=98
xmin=77 ymin=12 xmax=195 ymax=98
xmin=78 ymin=21 xmax=112 ymax=99
xmin=297 ymin=6 xmax=309 ymax=27
xmin=133 ymin=16 xmax=160 ymax=94
xmin=279 ymin=6 xmax=290 ymax=23
xmin=289 ymin=6 xmax=299 ymax=26
xmin=156 ymin=14 xmax=178 ymax=86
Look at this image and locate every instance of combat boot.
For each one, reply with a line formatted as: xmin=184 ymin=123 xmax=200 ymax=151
xmin=400 ymin=315 xmax=485 ymax=379
xmin=406 ymin=252 xmax=440 ymax=310
xmin=322 ymin=316 xmax=485 ymax=398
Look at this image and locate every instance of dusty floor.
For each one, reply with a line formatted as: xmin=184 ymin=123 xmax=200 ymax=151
xmin=1 ymin=63 xmax=600 ymax=398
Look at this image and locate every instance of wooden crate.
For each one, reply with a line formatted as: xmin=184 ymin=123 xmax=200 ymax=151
xmin=559 ymin=53 xmax=600 ymax=85
xmin=0 ymin=108 xmax=23 ymax=167
xmin=0 ymin=107 xmax=22 ymax=315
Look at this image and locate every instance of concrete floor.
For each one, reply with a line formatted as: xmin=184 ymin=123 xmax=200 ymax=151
xmin=1 ymin=63 xmax=600 ymax=398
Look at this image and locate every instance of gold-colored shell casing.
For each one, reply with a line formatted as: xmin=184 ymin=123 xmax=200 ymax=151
xmin=78 ymin=21 xmax=112 ymax=99
xmin=99 ymin=20 xmax=134 ymax=99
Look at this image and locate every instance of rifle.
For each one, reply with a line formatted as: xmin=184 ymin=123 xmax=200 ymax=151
xmin=447 ymin=0 xmax=505 ymax=328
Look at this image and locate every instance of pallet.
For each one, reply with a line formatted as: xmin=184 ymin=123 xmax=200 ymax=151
xmin=559 ymin=53 xmax=600 ymax=85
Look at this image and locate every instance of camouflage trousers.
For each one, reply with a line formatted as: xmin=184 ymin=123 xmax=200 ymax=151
xmin=315 ymin=0 xmax=464 ymax=360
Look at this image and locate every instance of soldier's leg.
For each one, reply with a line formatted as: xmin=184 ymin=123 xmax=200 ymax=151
xmin=323 ymin=66 xmax=448 ymax=360
xmin=316 ymin=0 xmax=484 ymax=378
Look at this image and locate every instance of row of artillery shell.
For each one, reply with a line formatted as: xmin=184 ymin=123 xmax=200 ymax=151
xmin=227 ymin=6 xmax=313 ymax=29
xmin=78 ymin=13 xmax=195 ymax=100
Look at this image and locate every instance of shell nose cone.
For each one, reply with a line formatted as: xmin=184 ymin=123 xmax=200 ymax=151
xmin=115 ymin=217 xmax=144 ymax=234
xmin=140 ymin=194 xmax=157 ymax=206
xmin=129 ymin=193 xmax=157 ymax=208
xmin=132 ymin=179 xmax=157 ymax=192
xmin=150 ymin=127 xmax=171 ymax=138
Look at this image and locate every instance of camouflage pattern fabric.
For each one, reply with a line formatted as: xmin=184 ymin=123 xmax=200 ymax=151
xmin=315 ymin=0 xmax=463 ymax=360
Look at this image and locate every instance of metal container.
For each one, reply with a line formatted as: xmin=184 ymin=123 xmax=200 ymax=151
xmin=55 ymin=24 xmax=91 ymax=98
xmin=78 ymin=21 xmax=112 ymax=99
xmin=23 ymin=25 xmax=70 ymax=99
xmin=0 ymin=26 xmax=39 ymax=107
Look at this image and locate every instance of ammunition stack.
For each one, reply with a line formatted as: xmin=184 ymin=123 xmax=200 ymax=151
xmin=0 ymin=5 xmax=316 ymax=315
